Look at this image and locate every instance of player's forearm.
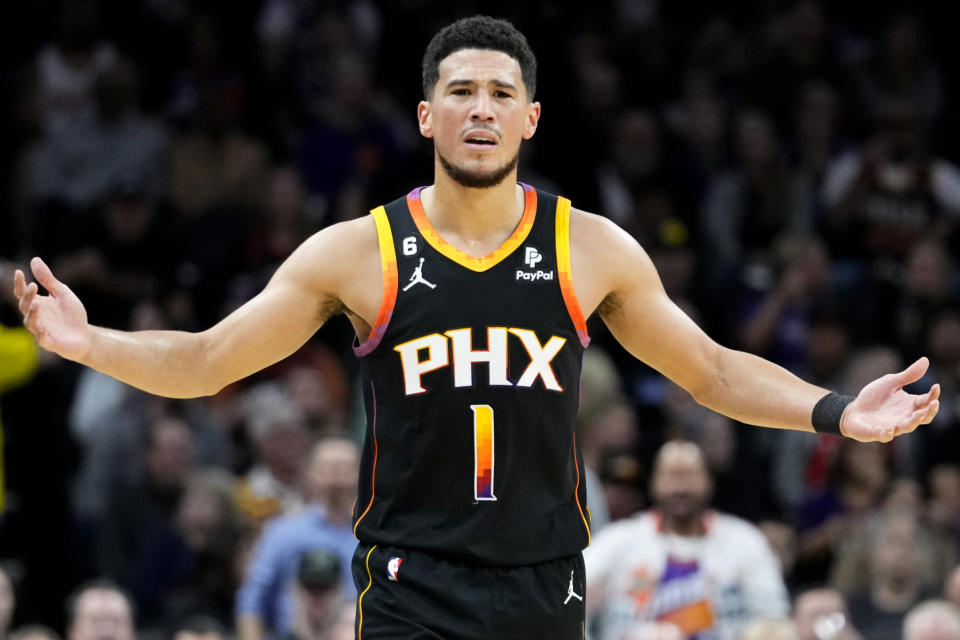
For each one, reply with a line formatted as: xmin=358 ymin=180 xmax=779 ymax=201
xmin=80 ymin=326 xmax=224 ymax=398
xmin=689 ymin=345 xmax=825 ymax=432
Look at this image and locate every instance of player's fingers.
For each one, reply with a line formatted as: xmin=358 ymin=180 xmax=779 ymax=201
xmin=22 ymin=298 xmax=41 ymax=333
xmin=18 ymin=282 xmax=38 ymax=317
xmin=897 ymin=404 xmax=936 ymax=435
xmin=895 ymin=357 xmax=929 ymax=387
xmin=30 ymin=256 xmax=66 ymax=297
xmin=13 ymin=269 xmax=25 ymax=298
xmin=914 ymin=383 xmax=941 ymax=409
xmin=919 ymin=400 xmax=940 ymax=425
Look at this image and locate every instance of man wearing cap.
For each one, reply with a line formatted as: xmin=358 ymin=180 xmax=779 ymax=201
xmin=275 ymin=550 xmax=348 ymax=640
xmin=236 ymin=437 xmax=358 ymax=640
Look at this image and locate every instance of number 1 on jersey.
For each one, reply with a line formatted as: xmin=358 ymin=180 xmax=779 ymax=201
xmin=471 ymin=405 xmax=496 ymax=501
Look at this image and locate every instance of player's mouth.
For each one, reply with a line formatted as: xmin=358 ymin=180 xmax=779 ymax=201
xmin=463 ymin=129 xmax=500 ymax=150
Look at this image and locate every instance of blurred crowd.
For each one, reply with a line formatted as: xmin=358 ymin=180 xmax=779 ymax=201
xmin=2 ymin=0 xmax=960 ymax=639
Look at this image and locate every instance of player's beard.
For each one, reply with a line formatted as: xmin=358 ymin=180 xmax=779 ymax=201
xmin=437 ymin=146 xmax=519 ymax=189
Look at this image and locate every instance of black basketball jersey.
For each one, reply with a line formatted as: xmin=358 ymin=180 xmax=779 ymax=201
xmin=351 ymin=183 xmax=591 ymax=566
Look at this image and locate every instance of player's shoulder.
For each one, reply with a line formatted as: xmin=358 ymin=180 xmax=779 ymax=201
xmin=292 ymin=212 xmax=379 ymax=269
xmin=568 ymin=206 xmax=645 ymax=255
xmin=566 ymin=205 xmax=654 ymax=289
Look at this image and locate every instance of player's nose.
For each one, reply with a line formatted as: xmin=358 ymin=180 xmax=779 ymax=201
xmin=469 ymin=92 xmax=496 ymax=122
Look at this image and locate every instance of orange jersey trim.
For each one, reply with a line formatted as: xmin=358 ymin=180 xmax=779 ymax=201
xmin=354 ymin=206 xmax=398 ymax=357
xmin=356 ymin=544 xmax=378 ymax=640
xmin=572 ymin=433 xmax=591 ymax=546
xmin=555 ymin=197 xmax=590 ymax=347
xmin=406 ymin=185 xmax=537 ymax=272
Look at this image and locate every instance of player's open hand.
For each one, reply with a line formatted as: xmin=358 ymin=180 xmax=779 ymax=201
xmin=841 ymin=357 xmax=940 ymax=443
xmin=12 ymin=257 xmax=91 ymax=362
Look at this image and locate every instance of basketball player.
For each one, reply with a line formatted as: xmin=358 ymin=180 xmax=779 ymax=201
xmin=12 ymin=16 xmax=940 ymax=640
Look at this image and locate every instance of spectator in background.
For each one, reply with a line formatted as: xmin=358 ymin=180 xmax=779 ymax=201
xmin=295 ymin=51 xmax=406 ymax=223
xmin=739 ymin=618 xmax=797 ymax=640
xmin=770 ymin=306 xmax=853 ymax=518
xmin=170 ymin=615 xmax=228 ymax=640
xmin=0 ymin=565 xmax=13 ymax=640
xmin=279 ymin=550 xmax=348 ymax=640
xmin=793 ymin=587 xmax=862 ymax=640
xmin=927 ymin=465 xmax=960 ymax=549
xmin=22 ymin=59 xmax=169 ymax=255
xmin=236 ymin=437 xmax=358 ymax=640
xmin=591 ymin=109 xmax=666 ymax=234
xmin=0 ymin=320 xmax=40 ymax=515
xmin=585 ymin=441 xmax=787 ymax=640
xmin=48 ymin=172 xmax=174 ymax=329
xmin=8 ymin=627 xmax=61 ymax=640
xmin=661 ymin=69 xmax=729 ymax=220
xmin=281 ymin=358 xmax=349 ymax=438
xmin=821 ymin=100 xmax=960 ymax=272
xmin=944 ymin=566 xmax=960 ymax=610
xmin=235 ymin=383 xmax=309 ymax=525
xmin=846 ymin=513 xmax=939 ymax=640
xmin=98 ymin=415 xmax=196 ymax=590
xmin=758 ymin=520 xmax=800 ymax=594
xmin=736 ymin=235 xmax=832 ymax=374
xmin=65 ymin=580 xmax=135 ymax=640
xmin=854 ymin=12 xmax=944 ymax=136
xmin=903 ymin=600 xmax=960 ymax=640
xmin=130 ymin=469 xmax=244 ymax=632
xmin=794 ymin=439 xmax=890 ymax=587
xmin=238 ymin=168 xmax=314 ymax=292
xmin=700 ymin=109 xmax=812 ymax=294
xmin=70 ymin=302 xmax=227 ymax=531
xmin=323 ymin=602 xmax=356 ymax=640
xmin=599 ymin=452 xmax=647 ymax=525
xmin=917 ymin=311 xmax=960 ymax=470
xmin=167 ymin=72 xmax=270 ymax=325
xmin=790 ymin=80 xmax=845 ymax=195
xmin=29 ymin=0 xmax=118 ymax=137
xmin=577 ymin=346 xmax=636 ymax=533
xmin=677 ymin=407 xmax=775 ymax=522
xmin=747 ymin=1 xmax=850 ymax=137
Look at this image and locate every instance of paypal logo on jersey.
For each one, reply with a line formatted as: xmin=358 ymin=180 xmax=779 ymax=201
xmin=516 ymin=269 xmax=554 ymax=281
xmin=519 ymin=246 xmax=554 ymax=281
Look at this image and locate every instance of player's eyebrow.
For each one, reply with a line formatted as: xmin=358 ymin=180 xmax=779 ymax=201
xmin=445 ymin=78 xmax=518 ymax=92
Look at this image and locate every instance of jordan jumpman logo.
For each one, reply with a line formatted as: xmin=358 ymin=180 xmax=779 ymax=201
xmin=403 ymin=257 xmax=437 ymax=291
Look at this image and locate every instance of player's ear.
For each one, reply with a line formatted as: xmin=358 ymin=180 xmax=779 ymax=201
xmin=417 ymin=101 xmax=434 ymax=139
xmin=522 ymin=101 xmax=541 ymax=140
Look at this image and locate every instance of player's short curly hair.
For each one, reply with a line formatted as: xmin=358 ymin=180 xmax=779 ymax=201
xmin=422 ymin=15 xmax=537 ymax=100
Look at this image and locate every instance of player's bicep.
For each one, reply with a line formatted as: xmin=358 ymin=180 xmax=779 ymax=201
xmin=598 ymin=231 xmax=721 ymax=397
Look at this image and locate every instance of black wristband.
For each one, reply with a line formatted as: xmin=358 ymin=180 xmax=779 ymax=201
xmin=812 ymin=392 xmax=854 ymax=436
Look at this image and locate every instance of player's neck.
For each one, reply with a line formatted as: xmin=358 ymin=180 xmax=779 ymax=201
xmin=421 ymin=171 xmax=524 ymax=242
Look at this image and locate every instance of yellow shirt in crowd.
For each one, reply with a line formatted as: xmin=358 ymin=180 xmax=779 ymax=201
xmin=0 ymin=326 xmax=39 ymax=511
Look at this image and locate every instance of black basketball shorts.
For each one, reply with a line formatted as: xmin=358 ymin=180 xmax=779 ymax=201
xmin=352 ymin=542 xmax=586 ymax=640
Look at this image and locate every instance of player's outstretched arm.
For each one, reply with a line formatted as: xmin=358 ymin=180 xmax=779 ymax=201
xmin=12 ymin=217 xmax=374 ymax=398
xmin=574 ymin=211 xmax=939 ymax=443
